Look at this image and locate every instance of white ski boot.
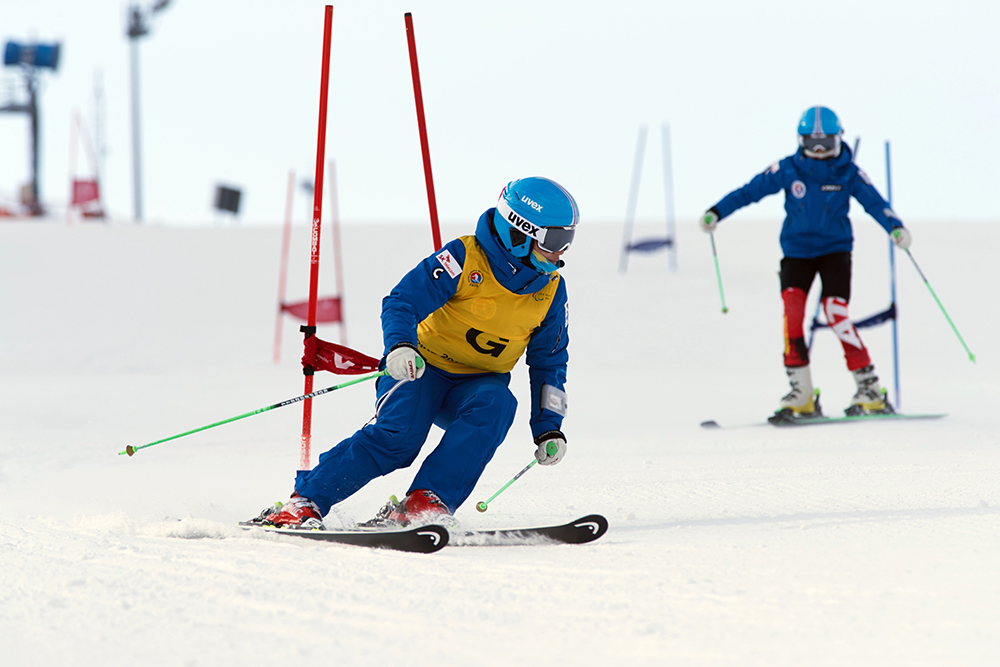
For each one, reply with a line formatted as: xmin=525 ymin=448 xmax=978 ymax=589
xmin=769 ymin=365 xmax=822 ymax=423
xmin=846 ymin=365 xmax=894 ymax=416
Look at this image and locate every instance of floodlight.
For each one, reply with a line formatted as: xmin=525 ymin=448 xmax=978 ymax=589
xmin=3 ymin=41 xmax=61 ymax=70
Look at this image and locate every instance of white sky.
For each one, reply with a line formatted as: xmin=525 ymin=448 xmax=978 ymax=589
xmin=2 ymin=0 xmax=998 ymax=225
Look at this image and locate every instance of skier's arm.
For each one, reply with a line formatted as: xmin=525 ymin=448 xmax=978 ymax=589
xmin=851 ymin=168 xmax=905 ymax=235
xmin=524 ymin=279 xmax=570 ymax=439
xmin=711 ymin=161 xmax=786 ymax=221
xmin=380 ymin=239 xmax=465 ymax=354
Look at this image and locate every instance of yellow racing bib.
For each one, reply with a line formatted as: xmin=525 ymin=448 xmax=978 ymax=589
xmin=417 ymin=236 xmax=560 ymax=374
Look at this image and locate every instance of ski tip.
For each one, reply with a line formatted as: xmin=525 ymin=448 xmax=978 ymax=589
xmin=414 ymin=524 xmax=450 ymax=551
xmin=700 ymin=420 xmax=721 ymax=429
xmin=571 ymin=514 xmax=609 ymax=543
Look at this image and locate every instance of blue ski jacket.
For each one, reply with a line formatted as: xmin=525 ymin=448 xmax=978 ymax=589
xmin=380 ymin=209 xmax=570 ymax=438
xmin=711 ymin=145 xmax=904 ymax=258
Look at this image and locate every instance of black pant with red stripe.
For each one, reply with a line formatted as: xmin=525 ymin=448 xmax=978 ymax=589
xmin=779 ymin=252 xmax=872 ymax=371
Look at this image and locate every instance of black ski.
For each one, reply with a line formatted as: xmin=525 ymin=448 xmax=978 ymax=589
xmin=240 ymin=523 xmax=449 ymax=554
xmin=452 ymin=514 xmax=608 ymax=547
xmin=701 ymin=412 xmax=946 ymax=429
xmin=241 ymin=515 xmax=607 ymax=551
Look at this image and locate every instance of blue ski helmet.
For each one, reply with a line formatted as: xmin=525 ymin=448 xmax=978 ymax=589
xmin=494 ymin=177 xmax=579 ymax=273
xmin=797 ymin=106 xmax=843 ymax=159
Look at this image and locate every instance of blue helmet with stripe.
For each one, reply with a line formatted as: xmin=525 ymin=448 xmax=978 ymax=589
xmin=494 ymin=177 xmax=579 ymax=273
xmin=797 ymin=106 xmax=843 ymax=159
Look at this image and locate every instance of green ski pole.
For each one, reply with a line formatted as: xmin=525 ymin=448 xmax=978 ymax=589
xmin=119 ymin=370 xmax=387 ymax=457
xmin=904 ymin=249 xmax=975 ymax=362
xmin=475 ymin=442 xmax=558 ymax=513
xmin=709 ymin=232 xmax=729 ymax=314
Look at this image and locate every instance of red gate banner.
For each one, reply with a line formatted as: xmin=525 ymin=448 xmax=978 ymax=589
xmin=302 ymin=336 xmax=379 ymax=375
xmin=282 ymin=296 xmax=341 ymax=323
xmin=72 ymin=180 xmax=100 ymax=205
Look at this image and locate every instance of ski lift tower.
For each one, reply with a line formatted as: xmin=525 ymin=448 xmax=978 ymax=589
xmin=2 ymin=40 xmax=61 ymax=216
xmin=126 ymin=0 xmax=172 ymax=223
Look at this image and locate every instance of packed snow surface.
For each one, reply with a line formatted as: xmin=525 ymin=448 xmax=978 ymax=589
xmin=1 ymin=218 xmax=997 ymax=666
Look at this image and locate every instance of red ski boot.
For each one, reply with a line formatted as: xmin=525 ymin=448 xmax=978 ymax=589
xmin=246 ymin=494 xmax=324 ymax=529
xmin=387 ymin=489 xmax=451 ymax=527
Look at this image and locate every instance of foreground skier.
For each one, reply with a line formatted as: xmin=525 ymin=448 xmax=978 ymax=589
xmin=700 ymin=106 xmax=913 ymax=420
xmin=248 ymin=177 xmax=578 ymax=529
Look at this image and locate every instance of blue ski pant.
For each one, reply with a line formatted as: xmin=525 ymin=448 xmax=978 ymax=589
xmin=294 ymin=364 xmax=517 ymax=514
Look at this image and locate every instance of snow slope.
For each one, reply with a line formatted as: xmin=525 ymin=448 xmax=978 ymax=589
xmin=1 ymin=216 xmax=998 ymax=666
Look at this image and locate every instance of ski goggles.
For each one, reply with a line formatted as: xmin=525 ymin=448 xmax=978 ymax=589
xmin=496 ymin=198 xmax=577 ymax=252
xmin=534 ymin=226 xmax=576 ymax=253
xmin=799 ymin=133 xmax=841 ymax=156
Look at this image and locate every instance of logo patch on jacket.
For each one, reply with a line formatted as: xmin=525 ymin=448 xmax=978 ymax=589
xmin=821 ymin=184 xmax=843 ymax=192
xmin=435 ymin=249 xmax=461 ymax=279
xmin=468 ymin=270 xmax=483 ymax=285
xmin=791 ymin=180 xmax=807 ymax=199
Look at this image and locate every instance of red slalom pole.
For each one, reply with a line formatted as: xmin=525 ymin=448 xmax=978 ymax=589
xmin=300 ymin=5 xmax=334 ymax=471
xmin=404 ymin=12 xmax=442 ymax=251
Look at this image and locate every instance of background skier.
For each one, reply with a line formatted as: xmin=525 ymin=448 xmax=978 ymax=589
xmin=248 ymin=176 xmax=578 ymax=528
xmin=699 ymin=106 xmax=913 ymax=420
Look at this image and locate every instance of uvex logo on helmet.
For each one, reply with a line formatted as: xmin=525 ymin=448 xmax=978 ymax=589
xmin=521 ymin=196 xmax=543 ymax=212
xmin=506 ymin=210 xmax=540 ymax=237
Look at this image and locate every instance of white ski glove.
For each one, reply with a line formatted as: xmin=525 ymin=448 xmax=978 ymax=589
xmin=890 ymin=226 xmax=912 ymax=250
xmin=699 ymin=209 xmax=720 ymax=233
xmin=385 ymin=343 xmax=425 ymax=382
xmin=534 ymin=430 xmax=567 ymax=466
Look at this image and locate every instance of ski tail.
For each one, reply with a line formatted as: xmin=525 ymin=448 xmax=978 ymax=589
xmin=452 ymin=514 xmax=608 ymax=547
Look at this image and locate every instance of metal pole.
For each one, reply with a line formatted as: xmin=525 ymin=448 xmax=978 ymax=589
xmin=806 ymin=297 xmax=823 ymax=350
xmin=27 ymin=72 xmax=42 ymax=215
xmin=299 ymin=5 xmax=335 ymax=471
xmin=709 ymin=232 xmax=729 ymax=314
xmin=119 ymin=371 xmax=386 ymax=457
xmin=94 ymin=70 xmax=106 ymax=188
xmin=619 ymin=125 xmax=647 ymax=273
xmin=404 ymin=13 xmax=442 ymax=251
xmin=474 ymin=459 xmax=538 ymax=512
xmin=885 ymin=141 xmax=900 ymax=409
xmin=129 ymin=37 xmax=143 ymax=222
xmin=902 ymin=249 xmax=975 ymax=362
xmin=327 ymin=159 xmax=346 ymax=344
xmin=274 ymin=169 xmax=296 ymax=364
xmin=67 ymin=110 xmax=78 ymax=225
xmin=661 ymin=123 xmax=677 ymax=271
